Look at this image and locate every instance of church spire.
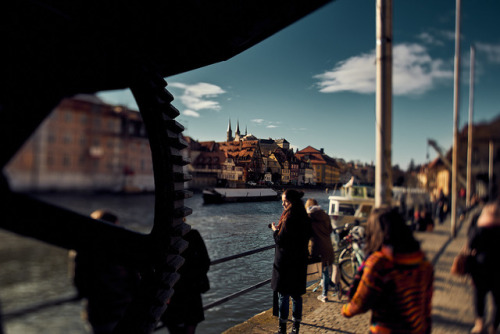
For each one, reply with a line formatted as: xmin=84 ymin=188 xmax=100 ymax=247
xmin=234 ymin=119 xmax=241 ymax=141
xmin=227 ymin=118 xmax=233 ymax=142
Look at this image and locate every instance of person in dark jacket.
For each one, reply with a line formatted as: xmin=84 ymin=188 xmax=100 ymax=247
xmin=305 ymin=198 xmax=336 ymax=302
xmin=271 ymin=189 xmax=312 ymax=334
xmin=161 ymin=228 xmax=211 ymax=334
xmin=468 ymin=200 xmax=500 ymax=334
xmin=72 ymin=210 xmax=141 ymax=334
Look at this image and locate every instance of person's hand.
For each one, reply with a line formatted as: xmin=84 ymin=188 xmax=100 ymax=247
xmin=271 ymin=222 xmax=277 ymax=231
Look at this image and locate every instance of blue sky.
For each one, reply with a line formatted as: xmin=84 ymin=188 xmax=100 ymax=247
xmin=97 ymin=0 xmax=500 ymax=170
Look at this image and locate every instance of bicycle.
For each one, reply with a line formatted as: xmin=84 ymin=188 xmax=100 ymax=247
xmin=338 ymin=226 xmax=365 ymax=287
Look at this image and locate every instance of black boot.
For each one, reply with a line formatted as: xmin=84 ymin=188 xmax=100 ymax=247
xmin=291 ymin=321 xmax=300 ymax=334
xmin=276 ymin=320 xmax=287 ymax=334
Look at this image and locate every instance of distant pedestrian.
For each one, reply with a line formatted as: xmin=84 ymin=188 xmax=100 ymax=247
xmin=305 ymin=198 xmax=336 ymax=302
xmin=161 ymin=227 xmax=211 ymax=334
xmin=271 ymin=189 xmax=312 ymax=334
xmin=436 ymin=189 xmax=447 ymax=224
xmin=72 ymin=210 xmax=141 ymax=334
xmin=416 ymin=206 xmax=434 ymax=232
xmin=468 ymin=200 xmax=500 ymax=334
xmin=341 ymin=207 xmax=433 ymax=333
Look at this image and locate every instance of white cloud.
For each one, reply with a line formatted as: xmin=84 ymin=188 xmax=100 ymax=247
xmin=476 ymin=42 xmax=500 ymax=63
xmin=169 ymin=82 xmax=226 ymax=116
xmin=314 ymin=51 xmax=376 ymax=94
xmin=252 ymin=119 xmax=265 ymax=124
xmin=439 ymin=30 xmax=457 ymax=41
xmin=417 ymin=32 xmax=444 ymax=46
xmin=251 ymin=118 xmax=280 ymax=128
xmin=182 ymin=109 xmax=200 ymax=118
xmin=314 ymin=43 xmax=453 ymax=96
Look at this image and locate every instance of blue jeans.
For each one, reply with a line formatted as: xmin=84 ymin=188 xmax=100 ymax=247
xmin=322 ymin=264 xmax=331 ymax=296
xmin=278 ymin=292 xmax=302 ymax=322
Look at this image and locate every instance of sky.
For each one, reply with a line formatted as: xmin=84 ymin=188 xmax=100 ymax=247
xmin=97 ymin=0 xmax=500 ymax=170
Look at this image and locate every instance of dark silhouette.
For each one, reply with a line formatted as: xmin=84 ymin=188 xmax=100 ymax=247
xmin=468 ymin=200 xmax=500 ymax=334
xmin=436 ymin=189 xmax=447 ymax=224
xmin=271 ymin=189 xmax=312 ymax=334
xmin=161 ymin=228 xmax=211 ymax=334
xmin=416 ymin=206 xmax=434 ymax=232
xmin=72 ymin=210 xmax=141 ymax=334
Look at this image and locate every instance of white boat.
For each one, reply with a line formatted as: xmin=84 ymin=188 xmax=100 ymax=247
xmin=328 ymin=182 xmax=375 ymax=228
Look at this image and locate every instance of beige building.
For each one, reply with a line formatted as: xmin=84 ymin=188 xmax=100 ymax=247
xmin=295 ymin=146 xmax=340 ymax=185
xmin=5 ymin=95 xmax=154 ymax=192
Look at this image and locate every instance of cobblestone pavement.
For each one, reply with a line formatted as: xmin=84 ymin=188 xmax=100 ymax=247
xmin=223 ymin=207 xmax=491 ymax=334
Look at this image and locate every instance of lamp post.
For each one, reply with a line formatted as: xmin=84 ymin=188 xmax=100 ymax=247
xmin=375 ymin=0 xmax=393 ymax=207
xmin=451 ymin=0 xmax=461 ymax=237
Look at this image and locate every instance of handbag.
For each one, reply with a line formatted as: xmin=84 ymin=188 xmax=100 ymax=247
xmin=450 ymin=246 xmax=473 ymax=276
xmin=307 ymin=259 xmax=322 ymax=282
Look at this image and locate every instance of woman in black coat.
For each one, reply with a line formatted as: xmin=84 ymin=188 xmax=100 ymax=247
xmin=271 ymin=189 xmax=312 ymax=334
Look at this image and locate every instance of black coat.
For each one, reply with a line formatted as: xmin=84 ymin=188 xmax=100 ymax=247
xmin=271 ymin=209 xmax=311 ymax=295
xmin=162 ymin=229 xmax=211 ymax=326
xmin=469 ymin=225 xmax=500 ymax=288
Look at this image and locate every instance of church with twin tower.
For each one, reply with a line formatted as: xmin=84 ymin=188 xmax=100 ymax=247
xmin=226 ymin=119 xmax=247 ymax=142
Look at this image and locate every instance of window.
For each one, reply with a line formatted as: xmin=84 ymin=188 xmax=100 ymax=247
xmin=48 ymin=132 xmax=56 ymax=143
xmin=80 ymin=135 xmax=87 ymax=146
xmin=63 ymin=133 xmax=72 ymax=144
xmin=62 ymin=154 xmax=71 ymax=167
xmin=107 ymin=119 xmax=116 ymax=132
xmin=93 ymin=117 xmax=101 ymax=129
xmin=47 ymin=153 xmax=54 ymax=166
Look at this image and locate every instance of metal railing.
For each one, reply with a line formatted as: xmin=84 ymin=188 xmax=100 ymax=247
xmin=203 ymin=244 xmax=274 ymax=311
xmin=2 ymin=244 xmax=277 ymax=326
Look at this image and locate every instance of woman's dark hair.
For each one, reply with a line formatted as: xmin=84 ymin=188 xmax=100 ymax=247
xmin=283 ymin=189 xmax=305 ymax=207
xmin=277 ymin=189 xmax=308 ymax=233
xmin=364 ymin=207 xmax=420 ymax=255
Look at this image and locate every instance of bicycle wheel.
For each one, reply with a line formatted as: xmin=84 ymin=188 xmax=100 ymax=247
xmin=338 ymin=246 xmax=352 ymax=263
xmin=339 ymin=257 xmax=359 ymax=286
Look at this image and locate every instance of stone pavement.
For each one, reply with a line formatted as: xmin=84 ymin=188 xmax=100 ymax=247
xmin=223 ymin=207 xmax=488 ymax=334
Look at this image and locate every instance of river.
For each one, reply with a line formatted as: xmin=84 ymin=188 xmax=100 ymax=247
xmin=0 ymin=189 xmax=331 ymax=334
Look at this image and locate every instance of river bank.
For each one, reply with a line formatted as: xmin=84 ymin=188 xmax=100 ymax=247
xmin=1 ymin=190 xmax=331 ymax=334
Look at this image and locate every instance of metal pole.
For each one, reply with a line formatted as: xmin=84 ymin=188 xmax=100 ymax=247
xmin=375 ymin=0 xmax=393 ymax=207
xmin=466 ymin=46 xmax=475 ymax=208
xmin=489 ymin=140 xmax=494 ymax=200
xmin=451 ymin=0 xmax=461 ymax=237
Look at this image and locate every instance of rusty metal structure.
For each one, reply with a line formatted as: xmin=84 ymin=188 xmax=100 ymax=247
xmin=1 ymin=1 xmax=332 ymax=333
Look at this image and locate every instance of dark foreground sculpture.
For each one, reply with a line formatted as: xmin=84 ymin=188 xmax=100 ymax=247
xmin=0 ymin=1 xmax=332 ymax=332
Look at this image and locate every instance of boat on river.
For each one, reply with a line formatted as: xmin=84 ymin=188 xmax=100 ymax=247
xmin=328 ymin=181 xmax=375 ymax=228
xmin=203 ymin=187 xmax=280 ymax=204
